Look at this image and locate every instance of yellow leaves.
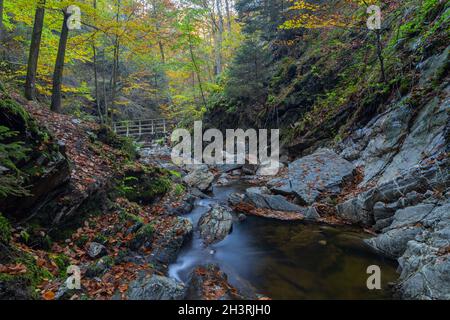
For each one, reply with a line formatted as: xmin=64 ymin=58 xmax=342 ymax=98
xmin=281 ymin=0 xmax=372 ymax=30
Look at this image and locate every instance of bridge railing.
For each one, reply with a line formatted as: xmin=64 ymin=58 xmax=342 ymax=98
xmin=112 ymin=118 xmax=176 ymax=138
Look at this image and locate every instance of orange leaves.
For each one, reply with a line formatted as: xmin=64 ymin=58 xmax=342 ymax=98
xmin=42 ymin=291 xmax=56 ymax=300
xmin=0 ymin=263 xmax=27 ymax=275
xmin=234 ymin=202 xmax=304 ymax=221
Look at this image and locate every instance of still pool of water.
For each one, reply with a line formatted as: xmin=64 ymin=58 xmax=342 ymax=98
xmin=168 ymin=183 xmax=399 ymax=299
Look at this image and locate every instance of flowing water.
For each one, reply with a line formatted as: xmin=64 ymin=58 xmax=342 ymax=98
xmin=168 ymin=182 xmax=398 ymax=299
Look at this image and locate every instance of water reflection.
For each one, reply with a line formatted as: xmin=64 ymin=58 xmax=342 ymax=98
xmin=169 ymin=183 xmax=398 ymax=299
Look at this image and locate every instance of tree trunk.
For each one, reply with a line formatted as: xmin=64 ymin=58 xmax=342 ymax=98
xmin=375 ymin=30 xmax=386 ymax=83
xmin=25 ymin=0 xmax=46 ymax=100
xmin=0 ymin=0 xmax=4 ymax=43
xmin=224 ymin=0 xmax=232 ymax=33
xmin=187 ymin=22 xmax=207 ymax=109
xmin=109 ymin=0 xmax=121 ymax=119
xmin=92 ymin=0 xmax=102 ymax=123
xmin=50 ymin=10 xmax=70 ymax=113
xmin=215 ymin=0 xmax=224 ymax=76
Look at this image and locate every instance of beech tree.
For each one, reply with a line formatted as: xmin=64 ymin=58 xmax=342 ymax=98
xmin=25 ymin=0 xmax=46 ymax=100
xmin=50 ymin=9 xmax=70 ymax=113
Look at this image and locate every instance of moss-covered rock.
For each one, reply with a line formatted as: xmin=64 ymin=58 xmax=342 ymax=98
xmin=0 ymin=96 xmax=70 ymax=221
xmin=0 ymin=213 xmax=11 ymax=244
xmin=116 ymin=165 xmax=171 ymax=205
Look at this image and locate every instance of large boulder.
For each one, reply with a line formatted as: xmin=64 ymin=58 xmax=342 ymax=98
xmin=336 ymin=160 xmax=449 ymax=225
xmin=86 ymin=242 xmax=108 ymax=259
xmin=185 ymin=265 xmax=247 ymax=300
xmin=198 ymin=205 xmax=233 ymax=245
xmin=0 ymin=97 xmax=70 ymax=222
xmin=126 ymin=274 xmax=186 ymax=300
xmin=244 ymin=187 xmax=303 ymax=212
xmin=150 ymin=217 xmax=193 ymax=267
xmin=182 ymin=164 xmax=214 ymax=192
xmin=269 ymin=149 xmax=355 ymax=205
xmin=365 ymin=198 xmax=450 ymax=299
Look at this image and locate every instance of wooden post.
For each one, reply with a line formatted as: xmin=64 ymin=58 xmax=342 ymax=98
xmin=126 ymin=121 xmax=129 ymax=137
xmin=163 ymin=119 xmax=166 ymax=133
xmin=151 ymin=119 xmax=154 ymax=134
xmin=139 ymin=119 xmax=142 ymax=136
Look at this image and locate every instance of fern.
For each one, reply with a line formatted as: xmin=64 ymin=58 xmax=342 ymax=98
xmin=0 ymin=126 xmax=31 ymax=198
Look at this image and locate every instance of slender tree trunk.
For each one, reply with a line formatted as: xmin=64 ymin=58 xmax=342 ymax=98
xmin=215 ymin=0 xmax=224 ymax=76
xmin=110 ymin=0 xmax=121 ymax=118
xmin=50 ymin=10 xmax=70 ymax=113
xmin=102 ymin=49 xmax=108 ymax=122
xmin=224 ymin=0 xmax=232 ymax=33
xmin=92 ymin=0 xmax=102 ymax=123
xmin=187 ymin=24 xmax=207 ymax=109
xmin=375 ymin=30 xmax=386 ymax=83
xmin=25 ymin=0 xmax=46 ymax=100
xmin=0 ymin=0 xmax=4 ymax=43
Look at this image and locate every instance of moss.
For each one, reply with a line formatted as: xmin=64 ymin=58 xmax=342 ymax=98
xmin=139 ymin=224 xmax=154 ymax=238
xmin=95 ymin=125 xmax=139 ymax=160
xmin=0 ymin=213 xmax=11 ymax=244
xmin=173 ymin=184 xmax=186 ymax=196
xmin=119 ymin=211 xmax=144 ymax=225
xmin=74 ymin=235 xmax=89 ymax=248
xmin=117 ymin=167 xmax=172 ymax=204
xmin=0 ymin=249 xmax=54 ymax=297
xmin=93 ymin=233 xmax=108 ymax=245
xmin=50 ymin=253 xmax=71 ymax=277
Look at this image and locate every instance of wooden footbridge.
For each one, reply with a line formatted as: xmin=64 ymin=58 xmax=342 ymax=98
xmin=112 ymin=118 xmax=175 ymax=145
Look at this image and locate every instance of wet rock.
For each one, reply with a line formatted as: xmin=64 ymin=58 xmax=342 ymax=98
xmin=182 ymin=165 xmax=214 ymax=192
xmin=365 ymin=227 xmax=423 ymax=259
xmin=304 ymin=206 xmax=321 ymax=221
xmin=366 ymin=199 xmax=450 ymax=299
xmin=238 ymin=214 xmax=247 ymax=222
xmin=186 ymin=265 xmax=246 ymax=300
xmin=217 ymin=174 xmax=230 ymax=185
xmin=215 ymin=163 xmax=243 ymax=174
xmin=150 ymin=217 xmax=193 ymax=267
xmin=190 ymin=188 xmax=210 ymax=199
xmin=128 ymin=224 xmax=154 ymax=251
xmin=228 ymin=192 xmax=244 ymax=206
xmin=256 ymin=160 xmax=284 ymax=176
xmin=270 ymin=149 xmax=355 ymax=205
xmin=336 ymin=160 xmax=449 ymax=225
xmin=86 ymin=242 xmax=107 ymax=259
xmin=198 ymin=205 xmax=233 ymax=245
xmin=126 ymin=274 xmax=186 ymax=300
xmin=85 ymin=256 xmax=113 ymax=278
xmin=242 ymin=163 xmax=257 ymax=175
xmin=244 ymin=187 xmax=304 ymax=212
xmin=171 ymin=195 xmax=195 ymax=215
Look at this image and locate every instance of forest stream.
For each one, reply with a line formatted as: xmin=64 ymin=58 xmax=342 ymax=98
xmin=168 ymin=181 xmax=399 ymax=299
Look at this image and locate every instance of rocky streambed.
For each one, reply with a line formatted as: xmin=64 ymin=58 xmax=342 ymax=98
xmin=168 ymin=181 xmax=398 ymax=299
xmin=140 ymin=122 xmax=449 ymax=300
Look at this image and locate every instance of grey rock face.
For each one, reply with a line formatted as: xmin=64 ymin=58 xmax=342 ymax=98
xmin=244 ymin=188 xmax=304 ymax=212
xmin=127 ymin=274 xmax=186 ymax=300
xmin=198 ymin=205 xmax=233 ymax=245
xmin=86 ymin=242 xmax=107 ymax=259
xmin=228 ymin=192 xmax=244 ymax=206
xmin=366 ymin=200 xmax=450 ymax=299
xmin=336 ymin=160 xmax=449 ymax=225
xmin=150 ymin=217 xmax=193 ymax=266
xmin=337 ymin=72 xmax=449 ymax=186
xmin=183 ymin=164 xmax=215 ymax=191
xmin=269 ymin=148 xmax=355 ymax=205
